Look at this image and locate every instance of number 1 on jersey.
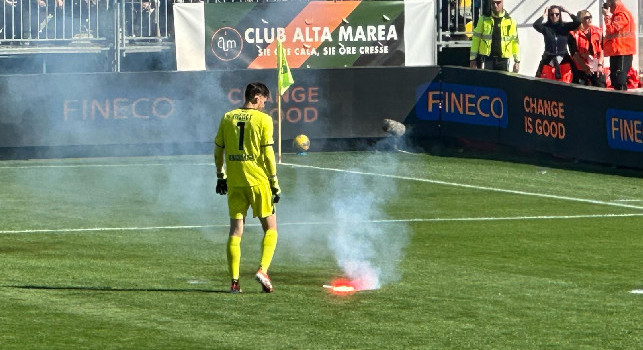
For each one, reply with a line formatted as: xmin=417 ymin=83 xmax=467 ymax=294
xmin=236 ymin=122 xmax=245 ymax=151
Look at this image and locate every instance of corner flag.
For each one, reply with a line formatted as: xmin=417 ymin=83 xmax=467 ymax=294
xmin=277 ymin=41 xmax=294 ymax=96
xmin=276 ymin=40 xmax=293 ymax=164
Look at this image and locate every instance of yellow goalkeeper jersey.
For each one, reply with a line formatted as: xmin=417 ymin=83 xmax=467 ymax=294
xmin=214 ymin=108 xmax=275 ymax=187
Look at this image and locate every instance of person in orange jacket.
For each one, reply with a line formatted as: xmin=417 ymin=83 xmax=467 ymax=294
xmin=602 ymin=0 xmax=636 ymax=90
xmin=569 ymin=10 xmax=605 ymax=87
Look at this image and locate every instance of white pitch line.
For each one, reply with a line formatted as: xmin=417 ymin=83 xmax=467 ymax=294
xmin=0 ymin=224 xmax=228 ymax=234
xmin=281 ymin=162 xmax=643 ymax=210
xmin=1 ymin=213 xmax=641 ymax=235
xmin=630 ymin=290 xmax=643 ymax=294
xmin=396 ymin=149 xmax=421 ymax=156
xmin=369 ymin=213 xmax=643 ymax=222
xmin=0 ymin=162 xmax=214 ymax=170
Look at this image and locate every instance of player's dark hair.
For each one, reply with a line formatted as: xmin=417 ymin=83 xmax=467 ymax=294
xmin=245 ymin=82 xmax=270 ymax=102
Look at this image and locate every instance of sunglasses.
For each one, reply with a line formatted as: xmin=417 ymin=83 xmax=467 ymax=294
xmin=492 ymin=1 xmax=502 ymax=5
xmin=549 ymin=12 xmax=560 ymax=17
xmin=583 ymin=16 xmax=592 ymax=20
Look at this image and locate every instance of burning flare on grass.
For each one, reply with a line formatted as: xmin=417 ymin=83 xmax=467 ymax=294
xmin=325 ymin=164 xmax=411 ymax=294
xmin=323 ymin=278 xmax=358 ymax=295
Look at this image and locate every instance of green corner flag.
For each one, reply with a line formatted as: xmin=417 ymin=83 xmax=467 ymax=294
xmin=277 ymin=41 xmax=294 ymax=96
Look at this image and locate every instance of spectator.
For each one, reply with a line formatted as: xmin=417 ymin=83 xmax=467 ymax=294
xmin=602 ymin=0 xmax=636 ymax=91
xmin=70 ymin=0 xmax=101 ymax=38
xmin=127 ymin=0 xmax=173 ymax=38
xmin=0 ymin=0 xmax=18 ymax=41
xmin=19 ymin=0 xmax=47 ymax=40
xmin=533 ymin=5 xmax=580 ymax=82
xmin=569 ymin=10 xmax=605 ymax=87
xmin=125 ymin=0 xmax=162 ymax=37
xmin=469 ymin=0 xmax=520 ymax=72
xmin=44 ymin=0 xmax=66 ymax=39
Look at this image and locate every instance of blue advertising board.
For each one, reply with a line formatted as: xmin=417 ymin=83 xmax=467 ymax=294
xmin=606 ymin=108 xmax=643 ymax=152
xmin=415 ymin=82 xmax=508 ymax=128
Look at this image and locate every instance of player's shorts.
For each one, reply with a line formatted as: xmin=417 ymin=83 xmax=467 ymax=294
xmin=227 ymin=184 xmax=275 ymax=219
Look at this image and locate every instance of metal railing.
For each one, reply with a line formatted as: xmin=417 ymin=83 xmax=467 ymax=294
xmin=0 ymin=0 xmax=174 ymax=71
xmin=114 ymin=0 xmax=173 ymax=70
xmin=437 ymin=0 xmax=479 ymax=49
xmin=0 ymin=0 xmax=112 ymax=43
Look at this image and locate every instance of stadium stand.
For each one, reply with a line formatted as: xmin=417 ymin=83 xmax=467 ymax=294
xmin=0 ymin=0 xmax=640 ymax=78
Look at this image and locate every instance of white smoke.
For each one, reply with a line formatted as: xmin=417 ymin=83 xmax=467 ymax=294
xmin=280 ymin=150 xmax=412 ymax=291
xmin=327 ymin=159 xmax=409 ymax=290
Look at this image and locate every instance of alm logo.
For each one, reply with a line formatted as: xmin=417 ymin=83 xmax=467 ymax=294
xmin=211 ymin=27 xmax=243 ymax=61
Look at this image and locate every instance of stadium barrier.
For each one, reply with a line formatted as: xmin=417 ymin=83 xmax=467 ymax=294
xmin=0 ymin=66 xmax=640 ymax=168
xmin=411 ymin=67 xmax=642 ymax=169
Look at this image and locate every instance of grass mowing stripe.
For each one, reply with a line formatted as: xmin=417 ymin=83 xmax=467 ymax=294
xmin=2 ymin=213 xmax=641 ymax=235
xmin=5 ymin=158 xmax=640 ymax=210
xmin=282 ymin=162 xmax=643 ymax=210
xmin=1 ymin=153 xmax=641 ymax=349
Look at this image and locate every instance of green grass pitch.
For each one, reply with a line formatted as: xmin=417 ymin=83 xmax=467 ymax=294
xmin=0 ymin=151 xmax=641 ymax=349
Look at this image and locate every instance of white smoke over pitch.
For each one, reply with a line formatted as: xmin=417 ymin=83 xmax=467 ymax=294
xmin=281 ymin=150 xmax=411 ymax=290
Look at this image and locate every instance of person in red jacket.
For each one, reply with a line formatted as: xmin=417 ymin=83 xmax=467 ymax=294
xmin=602 ymin=0 xmax=636 ymax=90
xmin=569 ymin=10 xmax=605 ymax=87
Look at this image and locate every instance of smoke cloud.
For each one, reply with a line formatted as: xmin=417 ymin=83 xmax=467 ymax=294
xmin=280 ymin=147 xmax=412 ymax=290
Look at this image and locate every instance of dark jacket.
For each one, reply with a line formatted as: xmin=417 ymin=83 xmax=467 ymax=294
xmin=533 ymin=10 xmax=581 ymax=78
xmin=533 ymin=13 xmax=581 ymax=56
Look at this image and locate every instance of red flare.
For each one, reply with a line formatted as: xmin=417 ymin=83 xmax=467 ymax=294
xmin=323 ymin=278 xmax=357 ymax=295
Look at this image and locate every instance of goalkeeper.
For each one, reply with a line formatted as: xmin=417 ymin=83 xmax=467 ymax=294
xmin=214 ymin=82 xmax=281 ymax=294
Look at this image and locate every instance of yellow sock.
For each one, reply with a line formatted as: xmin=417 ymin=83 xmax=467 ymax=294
xmin=259 ymin=229 xmax=278 ymax=272
xmin=227 ymin=236 xmax=241 ymax=280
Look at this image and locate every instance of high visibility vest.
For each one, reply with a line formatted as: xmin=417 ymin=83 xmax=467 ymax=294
xmin=469 ymin=12 xmax=520 ymax=61
xmin=571 ymin=25 xmax=603 ymax=68
xmin=603 ymin=3 xmax=636 ymax=57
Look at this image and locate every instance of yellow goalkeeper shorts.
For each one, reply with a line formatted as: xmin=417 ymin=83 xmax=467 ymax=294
xmin=227 ymin=184 xmax=275 ymax=219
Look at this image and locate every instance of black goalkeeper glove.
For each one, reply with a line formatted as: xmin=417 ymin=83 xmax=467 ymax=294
xmin=269 ymin=176 xmax=281 ymax=203
xmin=216 ymin=178 xmax=227 ymax=195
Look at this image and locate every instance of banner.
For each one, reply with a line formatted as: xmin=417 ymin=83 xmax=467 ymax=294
xmin=0 ymin=71 xmax=215 ymax=148
xmin=174 ymin=0 xmax=436 ymax=71
xmin=0 ymin=67 xmax=639 ymax=168
xmin=0 ymin=68 xmax=438 ymax=149
xmin=416 ymin=67 xmax=643 ymax=168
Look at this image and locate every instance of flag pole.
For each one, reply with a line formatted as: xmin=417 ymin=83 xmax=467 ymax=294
xmin=277 ymin=41 xmax=282 ymax=164
xmin=278 ymin=87 xmax=282 ymax=164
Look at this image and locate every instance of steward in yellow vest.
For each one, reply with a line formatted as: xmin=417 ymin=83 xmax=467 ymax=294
xmin=469 ymin=0 xmax=520 ymax=72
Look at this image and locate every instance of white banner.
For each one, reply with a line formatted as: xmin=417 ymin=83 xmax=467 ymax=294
xmin=174 ymin=4 xmax=206 ymax=71
xmin=173 ymin=0 xmax=436 ymax=71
